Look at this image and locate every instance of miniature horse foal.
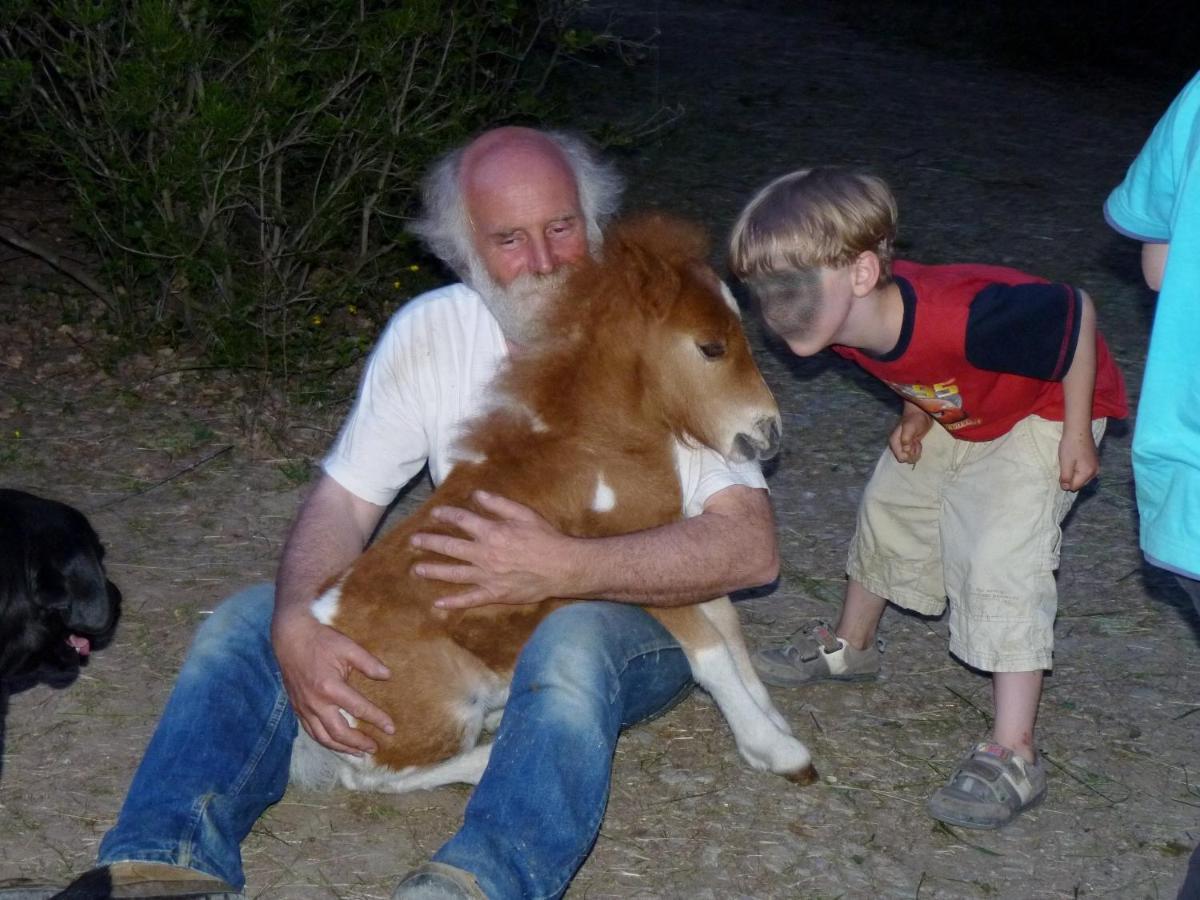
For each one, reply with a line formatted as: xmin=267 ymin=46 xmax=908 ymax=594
xmin=290 ymin=214 xmax=817 ymax=793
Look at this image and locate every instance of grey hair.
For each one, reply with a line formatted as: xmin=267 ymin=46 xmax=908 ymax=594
xmin=407 ymin=129 xmax=624 ymax=281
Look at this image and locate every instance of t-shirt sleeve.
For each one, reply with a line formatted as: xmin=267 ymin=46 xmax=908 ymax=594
xmin=322 ymin=312 xmax=432 ymax=506
xmin=965 ymin=282 xmax=1082 ymax=382
xmin=1105 ymin=72 xmax=1200 ymax=242
xmin=675 ymin=442 xmax=768 ymax=519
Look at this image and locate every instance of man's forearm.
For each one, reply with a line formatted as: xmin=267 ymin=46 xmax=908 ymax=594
xmin=559 ymin=488 xmax=779 ymax=607
xmin=274 ymin=474 xmax=384 ymax=620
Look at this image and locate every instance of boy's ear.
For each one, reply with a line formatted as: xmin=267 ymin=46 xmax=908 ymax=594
xmin=849 ymin=250 xmax=881 ymax=296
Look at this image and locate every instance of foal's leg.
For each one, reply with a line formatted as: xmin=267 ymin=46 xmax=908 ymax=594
xmin=696 ymin=597 xmax=793 ymax=735
xmin=653 ymin=604 xmax=817 ymax=783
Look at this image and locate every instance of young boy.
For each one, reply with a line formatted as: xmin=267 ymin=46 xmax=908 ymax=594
xmin=728 ymin=167 xmax=1128 ymax=829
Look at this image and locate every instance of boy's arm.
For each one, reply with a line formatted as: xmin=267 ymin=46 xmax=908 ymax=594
xmin=889 ymin=400 xmax=934 ymax=464
xmin=1057 ymin=290 xmax=1099 ymax=491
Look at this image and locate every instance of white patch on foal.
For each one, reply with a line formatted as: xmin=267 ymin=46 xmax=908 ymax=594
xmin=590 ymin=474 xmax=616 ymax=513
xmin=719 ymin=281 xmax=742 ymax=317
xmin=310 ymin=583 xmax=342 ymax=626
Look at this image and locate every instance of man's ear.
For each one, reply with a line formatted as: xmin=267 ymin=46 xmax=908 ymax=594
xmin=849 ymin=250 xmax=881 ymax=296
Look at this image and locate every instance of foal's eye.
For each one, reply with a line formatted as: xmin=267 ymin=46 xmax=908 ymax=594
xmin=697 ymin=341 xmax=726 ymax=360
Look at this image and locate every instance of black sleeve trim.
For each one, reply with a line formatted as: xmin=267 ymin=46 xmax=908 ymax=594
xmin=965 ymin=283 xmax=1080 ymax=381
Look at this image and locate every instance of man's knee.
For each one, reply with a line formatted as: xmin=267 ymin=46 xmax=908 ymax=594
xmin=189 ymin=583 xmax=276 ymax=663
xmin=512 ymin=602 xmax=683 ymax=716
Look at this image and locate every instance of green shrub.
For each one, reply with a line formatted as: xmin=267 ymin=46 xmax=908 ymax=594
xmin=0 ymin=0 xmax=591 ymax=373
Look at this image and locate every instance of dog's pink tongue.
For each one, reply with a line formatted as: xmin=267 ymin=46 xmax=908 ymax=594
xmin=66 ymin=635 xmax=92 ymax=657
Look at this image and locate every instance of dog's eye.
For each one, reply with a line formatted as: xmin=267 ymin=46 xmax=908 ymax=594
xmin=697 ymin=341 xmax=726 ymax=360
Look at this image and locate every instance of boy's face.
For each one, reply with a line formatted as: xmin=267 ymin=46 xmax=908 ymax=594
xmin=748 ymin=266 xmax=854 ymax=357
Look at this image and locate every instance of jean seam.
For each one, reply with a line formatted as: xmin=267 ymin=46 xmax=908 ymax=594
xmin=542 ymin=639 xmax=687 ymax=900
xmin=181 ymin=669 xmax=291 ymax=874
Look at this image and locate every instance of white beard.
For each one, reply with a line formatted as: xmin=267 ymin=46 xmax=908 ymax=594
xmin=472 ymin=267 xmax=573 ymax=346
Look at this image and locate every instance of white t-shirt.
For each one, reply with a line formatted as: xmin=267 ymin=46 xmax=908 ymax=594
xmin=323 ymin=283 xmax=766 ymax=514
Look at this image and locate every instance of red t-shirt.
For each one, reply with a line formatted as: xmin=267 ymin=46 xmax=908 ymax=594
xmin=831 ymin=261 xmax=1128 ymax=441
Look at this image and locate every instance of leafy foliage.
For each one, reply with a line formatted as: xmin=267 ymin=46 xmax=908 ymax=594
xmin=0 ymin=0 xmax=593 ymax=374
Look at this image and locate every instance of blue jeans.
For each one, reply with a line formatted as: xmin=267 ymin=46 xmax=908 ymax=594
xmin=433 ymin=603 xmax=691 ymax=900
xmin=98 ymin=585 xmax=691 ymax=897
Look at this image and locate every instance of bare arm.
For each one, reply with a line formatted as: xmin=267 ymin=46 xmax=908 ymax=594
xmin=413 ymin=484 xmax=779 ymax=610
xmin=271 ymin=472 xmax=393 ymax=754
xmin=1141 ymin=241 xmax=1169 ymax=292
xmin=1057 ymin=290 xmax=1099 ymax=491
xmin=888 ymin=400 xmax=934 ymax=465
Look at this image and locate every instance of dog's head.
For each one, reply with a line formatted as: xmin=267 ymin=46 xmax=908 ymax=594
xmin=0 ymin=489 xmax=122 ymax=680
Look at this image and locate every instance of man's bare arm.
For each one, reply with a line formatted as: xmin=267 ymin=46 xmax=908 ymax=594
xmin=271 ymin=473 xmax=393 ymax=754
xmin=412 ymin=484 xmax=779 ymax=610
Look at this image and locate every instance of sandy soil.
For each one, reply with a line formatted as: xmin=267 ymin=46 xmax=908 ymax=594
xmin=2 ymin=2 xmax=1197 ymax=898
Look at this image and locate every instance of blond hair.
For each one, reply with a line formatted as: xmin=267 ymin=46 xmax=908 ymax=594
xmin=728 ymin=167 xmax=898 ymax=283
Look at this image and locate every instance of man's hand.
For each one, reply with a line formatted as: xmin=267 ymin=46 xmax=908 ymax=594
xmin=1058 ymin=429 xmax=1100 ymax=492
xmin=411 ymin=490 xmax=572 ymax=610
xmin=271 ymin=606 xmax=394 ymax=755
xmin=889 ymin=402 xmax=934 ymax=465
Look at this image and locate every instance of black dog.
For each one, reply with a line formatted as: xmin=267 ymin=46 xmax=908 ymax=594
xmin=0 ymin=489 xmax=121 ymax=680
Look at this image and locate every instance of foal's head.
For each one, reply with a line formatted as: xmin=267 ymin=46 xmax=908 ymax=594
xmin=594 ymin=214 xmax=782 ymax=463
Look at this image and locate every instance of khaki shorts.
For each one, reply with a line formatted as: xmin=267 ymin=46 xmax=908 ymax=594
xmin=847 ymin=415 xmax=1106 ymax=672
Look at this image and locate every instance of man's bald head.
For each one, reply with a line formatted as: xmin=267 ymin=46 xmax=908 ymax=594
xmin=409 ymin=127 xmax=623 ymax=283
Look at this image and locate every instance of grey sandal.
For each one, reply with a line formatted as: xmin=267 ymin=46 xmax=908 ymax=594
xmin=928 ymin=741 xmax=1047 ymax=829
xmin=751 ymin=624 xmax=882 ymax=687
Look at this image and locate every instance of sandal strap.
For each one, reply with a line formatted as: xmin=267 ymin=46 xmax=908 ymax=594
xmin=813 ymin=624 xmax=841 ymax=654
xmin=945 ymin=742 xmax=1041 ymax=807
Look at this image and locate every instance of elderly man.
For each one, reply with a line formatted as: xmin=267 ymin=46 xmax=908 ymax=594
xmin=17 ymin=127 xmax=777 ymax=900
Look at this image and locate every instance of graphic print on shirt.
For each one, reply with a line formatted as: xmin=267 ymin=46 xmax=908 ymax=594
xmin=886 ymin=378 xmax=981 ymax=431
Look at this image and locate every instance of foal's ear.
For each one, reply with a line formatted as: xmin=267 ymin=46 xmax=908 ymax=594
xmin=606 ymin=213 xmax=711 ymax=317
xmin=611 ymin=231 xmax=682 ymax=315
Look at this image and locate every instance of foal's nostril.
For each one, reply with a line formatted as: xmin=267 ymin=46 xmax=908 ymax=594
xmin=733 ymin=433 xmax=756 ymax=462
xmin=757 ymin=415 xmax=782 ymax=461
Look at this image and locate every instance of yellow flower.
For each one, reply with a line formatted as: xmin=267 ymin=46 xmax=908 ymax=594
xmin=393 ymin=280 xmax=401 ymax=289
xmin=347 ymin=304 xmax=358 ymax=315
xmin=310 ymin=314 xmax=323 ymax=326
xmin=408 ymin=264 xmax=420 ymax=272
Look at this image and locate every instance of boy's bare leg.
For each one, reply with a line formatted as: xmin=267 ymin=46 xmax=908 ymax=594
xmin=834 ymin=579 xmax=889 ymax=650
xmin=991 ymin=670 xmax=1042 ymax=763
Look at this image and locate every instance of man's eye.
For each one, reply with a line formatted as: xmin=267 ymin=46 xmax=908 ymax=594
xmin=698 ymin=341 xmax=726 ymax=359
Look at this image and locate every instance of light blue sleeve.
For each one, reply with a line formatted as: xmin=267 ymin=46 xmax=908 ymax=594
xmin=1105 ymin=71 xmax=1200 ymax=242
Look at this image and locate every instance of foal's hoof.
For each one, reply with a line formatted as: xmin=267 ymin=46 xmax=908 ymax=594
xmin=784 ymin=764 xmax=819 ymax=786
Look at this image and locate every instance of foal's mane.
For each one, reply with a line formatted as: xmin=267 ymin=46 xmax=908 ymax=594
xmin=492 ymin=213 xmax=712 ymax=432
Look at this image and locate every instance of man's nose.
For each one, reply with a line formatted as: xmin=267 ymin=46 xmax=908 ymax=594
xmin=528 ymin=236 xmax=556 ymax=275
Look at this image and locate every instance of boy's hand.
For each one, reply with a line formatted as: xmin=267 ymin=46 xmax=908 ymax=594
xmin=889 ymin=402 xmax=934 ymax=464
xmin=1058 ymin=430 xmax=1099 ymax=491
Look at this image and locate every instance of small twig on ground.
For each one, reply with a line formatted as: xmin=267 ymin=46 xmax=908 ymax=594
xmin=943 ymin=685 xmax=992 ymax=727
xmin=932 ymin=820 xmax=1005 ymax=856
xmin=1040 ymin=751 xmax=1132 ymax=805
xmin=90 ymin=444 xmax=234 ymax=511
xmin=0 ymin=226 xmax=114 ymax=308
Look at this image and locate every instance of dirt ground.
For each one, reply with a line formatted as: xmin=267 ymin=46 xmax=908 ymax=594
xmin=2 ymin=2 xmax=1198 ymax=898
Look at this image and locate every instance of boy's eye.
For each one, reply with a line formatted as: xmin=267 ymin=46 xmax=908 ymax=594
xmin=698 ymin=341 xmax=726 ymax=359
